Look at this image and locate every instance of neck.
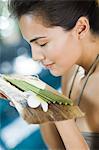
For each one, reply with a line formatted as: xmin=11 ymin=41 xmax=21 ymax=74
xmin=79 ymin=34 xmax=99 ymax=72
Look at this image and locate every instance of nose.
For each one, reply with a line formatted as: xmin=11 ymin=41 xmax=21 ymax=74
xmin=31 ymin=46 xmax=45 ymax=62
xmin=32 ymin=52 xmax=45 ymax=61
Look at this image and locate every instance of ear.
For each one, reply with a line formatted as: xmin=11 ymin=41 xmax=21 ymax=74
xmin=72 ymin=17 xmax=90 ymax=40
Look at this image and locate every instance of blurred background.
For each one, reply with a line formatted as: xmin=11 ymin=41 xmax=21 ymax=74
xmin=0 ymin=0 xmax=61 ymax=149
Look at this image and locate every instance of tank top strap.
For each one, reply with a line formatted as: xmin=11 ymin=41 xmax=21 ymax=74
xmin=77 ymin=54 xmax=99 ymax=106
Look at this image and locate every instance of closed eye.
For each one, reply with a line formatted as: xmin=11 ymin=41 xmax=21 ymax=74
xmin=40 ymin=43 xmax=47 ymax=47
xmin=36 ymin=41 xmax=48 ymax=47
xmin=35 ymin=38 xmax=48 ymax=47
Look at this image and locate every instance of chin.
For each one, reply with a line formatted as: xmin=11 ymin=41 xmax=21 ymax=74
xmin=49 ymin=70 xmax=62 ymax=77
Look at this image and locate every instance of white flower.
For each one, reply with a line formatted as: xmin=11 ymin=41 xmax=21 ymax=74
xmin=23 ymin=91 xmax=48 ymax=112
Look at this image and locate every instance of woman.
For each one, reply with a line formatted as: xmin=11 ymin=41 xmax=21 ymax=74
xmin=7 ymin=0 xmax=99 ymax=149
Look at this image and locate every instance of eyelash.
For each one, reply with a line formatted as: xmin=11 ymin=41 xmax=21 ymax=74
xmin=35 ymin=41 xmax=48 ymax=47
xmin=40 ymin=43 xmax=47 ymax=47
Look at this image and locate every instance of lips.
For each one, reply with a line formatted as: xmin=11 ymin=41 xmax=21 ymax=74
xmin=43 ymin=63 xmax=54 ymax=68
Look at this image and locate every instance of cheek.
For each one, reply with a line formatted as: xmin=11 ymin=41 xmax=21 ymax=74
xmin=49 ymin=42 xmax=81 ymax=76
xmin=57 ymin=37 xmax=81 ymax=65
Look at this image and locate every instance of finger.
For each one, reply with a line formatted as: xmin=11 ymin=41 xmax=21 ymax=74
xmin=0 ymin=93 xmax=7 ymax=99
xmin=9 ymin=101 xmax=15 ymax=107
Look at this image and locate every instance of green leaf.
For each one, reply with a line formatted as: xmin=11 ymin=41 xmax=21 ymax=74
xmin=4 ymin=75 xmax=73 ymax=106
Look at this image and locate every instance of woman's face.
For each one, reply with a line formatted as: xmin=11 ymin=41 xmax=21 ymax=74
xmin=19 ymin=15 xmax=82 ymax=76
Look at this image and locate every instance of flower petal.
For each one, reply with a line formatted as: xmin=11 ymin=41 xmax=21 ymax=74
xmin=41 ymin=101 xmax=48 ymax=112
xmin=25 ymin=91 xmax=41 ymax=108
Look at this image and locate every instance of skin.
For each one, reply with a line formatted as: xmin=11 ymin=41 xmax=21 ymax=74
xmin=1 ymin=14 xmax=99 ymax=149
xmin=19 ymin=15 xmax=99 ymax=76
xmin=19 ymin=15 xmax=83 ymax=77
xmin=18 ymin=15 xmax=99 ymax=150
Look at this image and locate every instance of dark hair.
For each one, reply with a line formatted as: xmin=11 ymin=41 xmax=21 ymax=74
xmin=8 ymin=0 xmax=99 ymax=34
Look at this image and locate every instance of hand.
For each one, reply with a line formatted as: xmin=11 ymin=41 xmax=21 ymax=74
xmin=9 ymin=101 xmax=15 ymax=107
xmin=0 ymin=92 xmax=15 ymax=107
xmin=0 ymin=92 xmax=7 ymax=99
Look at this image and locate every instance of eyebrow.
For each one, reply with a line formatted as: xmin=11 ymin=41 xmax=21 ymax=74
xmin=30 ymin=37 xmax=46 ymax=43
